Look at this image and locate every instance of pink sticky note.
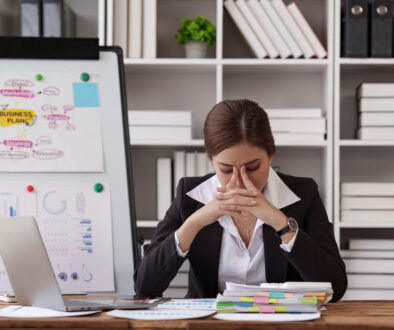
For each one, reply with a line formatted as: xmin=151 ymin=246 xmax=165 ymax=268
xmin=260 ymin=305 xmax=275 ymax=313
xmin=254 ymin=296 xmax=269 ymax=304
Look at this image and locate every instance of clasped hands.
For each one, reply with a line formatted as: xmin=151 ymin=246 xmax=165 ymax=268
xmin=215 ymin=166 xmax=287 ymax=232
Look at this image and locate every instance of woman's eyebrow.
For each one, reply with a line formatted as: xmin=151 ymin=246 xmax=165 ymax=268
xmin=218 ymin=158 xmax=261 ymax=167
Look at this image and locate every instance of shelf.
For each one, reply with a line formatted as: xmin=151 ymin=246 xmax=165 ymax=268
xmin=124 ymin=58 xmax=217 ymax=73
xmin=130 ymin=140 xmax=328 ymax=147
xmin=136 ymin=220 xmax=159 ymax=228
xmin=340 ymin=58 xmax=394 ymax=66
xmin=339 ymin=222 xmax=394 ymax=228
xmin=340 ymin=140 xmax=394 ymax=147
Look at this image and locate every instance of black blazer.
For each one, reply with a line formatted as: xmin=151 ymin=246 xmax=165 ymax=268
xmin=134 ymin=172 xmax=347 ymax=302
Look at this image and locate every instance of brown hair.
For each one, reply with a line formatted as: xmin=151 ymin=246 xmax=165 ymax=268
xmin=203 ymin=99 xmax=276 ymax=158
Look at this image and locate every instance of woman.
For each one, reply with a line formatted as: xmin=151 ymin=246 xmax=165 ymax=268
xmin=134 ymin=99 xmax=347 ymax=302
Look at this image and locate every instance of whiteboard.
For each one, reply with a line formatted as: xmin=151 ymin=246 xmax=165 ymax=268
xmin=0 ymin=47 xmax=138 ymax=295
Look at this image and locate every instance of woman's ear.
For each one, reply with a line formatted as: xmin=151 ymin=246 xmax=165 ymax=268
xmin=268 ymin=154 xmax=274 ymax=166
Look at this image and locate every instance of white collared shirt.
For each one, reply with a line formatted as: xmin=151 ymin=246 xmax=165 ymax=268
xmin=174 ymin=167 xmax=301 ymax=291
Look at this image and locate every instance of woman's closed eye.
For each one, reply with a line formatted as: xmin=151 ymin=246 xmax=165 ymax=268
xmin=220 ymin=164 xmax=260 ymax=174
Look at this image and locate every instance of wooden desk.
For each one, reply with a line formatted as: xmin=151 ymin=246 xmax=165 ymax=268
xmin=0 ymin=301 xmax=392 ymax=329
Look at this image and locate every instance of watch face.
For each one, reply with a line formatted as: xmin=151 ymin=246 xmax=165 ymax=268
xmin=288 ymin=217 xmax=298 ymax=231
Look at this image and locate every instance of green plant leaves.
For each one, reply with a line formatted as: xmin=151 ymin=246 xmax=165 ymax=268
xmin=175 ymin=15 xmax=216 ymax=45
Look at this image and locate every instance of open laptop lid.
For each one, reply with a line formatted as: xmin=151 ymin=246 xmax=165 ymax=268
xmin=0 ymin=217 xmax=67 ymax=311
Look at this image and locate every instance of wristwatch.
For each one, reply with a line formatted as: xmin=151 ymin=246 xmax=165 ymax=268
xmin=276 ymin=217 xmax=298 ymax=237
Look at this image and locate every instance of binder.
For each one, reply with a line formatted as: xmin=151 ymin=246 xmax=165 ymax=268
xmin=370 ymin=0 xmax=393 ymax=57
xmin=344 ymin=0 xmax=369 ymax=57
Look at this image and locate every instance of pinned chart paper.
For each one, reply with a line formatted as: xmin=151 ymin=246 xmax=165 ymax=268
xmin=0 ymin=182 xmax=114 ymax=292
xmin=214 ymin=312 xmax=321 ymax=322
xmin=0 ymin=72 xmax=103 ymax=172
xmin=0 ymin=306 xmax=101 ymax=318
xmin=107 ymin=309 xmax=215 ymax=320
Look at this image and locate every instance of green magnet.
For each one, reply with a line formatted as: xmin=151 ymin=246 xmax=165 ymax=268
xmin=94 ymin=183 xmax=103 ymax=193
xmin=35 ymin=74 xmax=43 ymax=81
xmin=80 ymin=72 xmax=90 ymax=82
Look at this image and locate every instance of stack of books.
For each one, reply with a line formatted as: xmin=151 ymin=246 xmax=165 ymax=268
xmin=340 ymin=182 xmax=394 ymax=223
xmin=224 ymin=0 xmax=327 ymax=59
xmin=112 ymin=0 xmax=156 ymax=58
xmin=357 ymin=83 xmax=394 ymax=140
xmin=216 ymin=282 xmax=332 ymax=314
xmin=266 ymin=108 xmax=326 ymax=142
xmin=341 ymin=239 xmax=394 ymax=300
xmin=128 ymin=110 xmax=192 ymax=142
xmin=156 ymin=151 xmax=213 ymax=220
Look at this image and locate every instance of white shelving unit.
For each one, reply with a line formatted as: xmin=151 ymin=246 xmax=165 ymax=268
xmin=333 ymin=0 xmax=394 ymax=300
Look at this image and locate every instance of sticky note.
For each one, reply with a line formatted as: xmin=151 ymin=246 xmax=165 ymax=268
xmin=73 ymin=82 xmax=99 ymax=107
xmin=269 ymin=291 xmax=285 ymax=299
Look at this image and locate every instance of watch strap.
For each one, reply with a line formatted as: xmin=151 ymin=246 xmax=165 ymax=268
xmin=276 ymin=224 xmax=291 ymax=237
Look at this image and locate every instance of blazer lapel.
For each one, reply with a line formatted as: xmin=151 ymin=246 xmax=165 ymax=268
xmin=263 ymin=223 xmax=288 ymax=283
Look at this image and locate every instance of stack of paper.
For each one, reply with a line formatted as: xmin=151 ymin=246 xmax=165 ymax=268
xmin=223 ymin=0 xmax=327 ymax=59
xmin=340 ymin=182 xmax=394 ymax=222
xmin=341 ymin=239 xmax=394 ymax=300
xmin=265 ymin=108 xmax=326 ymax=142
xmin=216 ymin=282 xmax=332 ymax=314
xmin=128 ymin=110 xmax=192 ymax=141
xmin=357 ymin=83 xmax=394 ymax=140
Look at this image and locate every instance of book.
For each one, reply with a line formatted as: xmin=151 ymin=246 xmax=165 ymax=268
xmin=273 ymin=133 xmax=325 ymax=142
xmin=348 ymin=274 xmax=394 ymax=289
xmin=359 ymin=98 xmax=394 ymax=112
xmin=197 ymin=152 xmax=207 ymax=176
xmin=349 ymin=239 xmax=394 ymax=250
xmin=259 ymin=0 xmax=302 ymax=58
xmin=271 ymin=0 xmax=315 ymax=58
xmin=359 ymin=113 xmax=394 ymax=126
xmin=42 ymin=0 xmax=76 ymax=37
xmin=173 ymin=151 xmax=185 ymax=197
xmin=185 ymin=152 xmax=196 ymax=177
xmin=143 ymin=0 xmax=157 ymax=58
xmin=341 ymin=250 xmax=394 ymax=258
xmin=236 ymin=0 xmax=279 ymax=58
xmin=20 ymin=0 xmax=41 ymax=37
xmin=224 ymin=0 xmax=268 ymax=58
xmin=157 ymin=158 xmax=172 ymax=220
xmin=129 ymin=126 xmax=192 ymax=141
xmin=269 ymin=118 xmax=326 ymax=134
xmin=128 ymin=0 xmax=142 ymax=58
xmin=341 ymin=210 xmax=394 ymax=222
xmin=341 ymin=182 xmax=394 ymax=196
xmin=357 ymin=127 xmax=394 ymax=140
xmin=357 ymin=83 xmax=394 ymax=98
xmin=265 ymin=108 xmax=322 ymax=118
xmin=344 ymin=258 xmax=394 ymax=273
xmin=128 ymin=110 xmax=192 ymax=126
xmin=112 ymin=0 xmax=128 ymax=56
xmin=287 ymin=2 xmax=327 ymax=59
xmin=341 ymin=197 xmax=394 ymax=210
xmin=247 ymin=0 xmax=291 ymax=58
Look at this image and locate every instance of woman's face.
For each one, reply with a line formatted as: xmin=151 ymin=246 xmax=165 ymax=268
xmin=211 ymin=141 xmax=274 ymax=192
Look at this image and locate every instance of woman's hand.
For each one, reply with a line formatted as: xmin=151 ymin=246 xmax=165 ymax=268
xmin=216 ymin=166 xmax=288 ymax=232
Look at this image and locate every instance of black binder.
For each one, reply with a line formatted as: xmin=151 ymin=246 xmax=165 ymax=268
xmin=344 ymin=0 xmax=369 ymax=57
xmin=371 ymin=0 xmax=393 ymax=57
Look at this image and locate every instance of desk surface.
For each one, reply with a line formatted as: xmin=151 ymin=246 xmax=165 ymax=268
xmin=0 ymin=301 xmax=393 ymax=329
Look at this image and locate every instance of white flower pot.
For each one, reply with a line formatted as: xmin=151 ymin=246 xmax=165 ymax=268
xmin=184 ymin=41 xmax=208 ymax=58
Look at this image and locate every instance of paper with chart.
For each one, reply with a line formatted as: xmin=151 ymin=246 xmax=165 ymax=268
xmin=0 ymin=183 xmax=114 ymax=292
xmin=0 ymin=72 xmax=103 ymax=172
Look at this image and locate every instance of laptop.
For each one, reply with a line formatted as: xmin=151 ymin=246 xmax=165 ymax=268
xmin=0 ymin=216 xmax=159 ymax=312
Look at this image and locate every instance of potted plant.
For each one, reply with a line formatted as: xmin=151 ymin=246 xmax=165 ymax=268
xmin=175 ymin=15 xmax=216 ymax=58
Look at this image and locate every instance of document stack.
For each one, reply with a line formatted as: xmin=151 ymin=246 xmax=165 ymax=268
xmin=216 ymin=282 xmax=332 ymax=314
xmin=224 ymin=0 xmax=327 ymax=59
xmin=356 ymin=83 xmax=394 ymax=140
xmin=128 ymin=110 xmax=192 ymax=142
xmin=341 ymin=239 xmax=394 ymax=300
xmin=265 ymin=108 xmax=325 ymax=142
xmin=340 ymin=182 xmax=394 ymax=222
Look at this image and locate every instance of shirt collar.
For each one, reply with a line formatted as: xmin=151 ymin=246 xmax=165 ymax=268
xmin=186 ymin=167 xmax=301 ymax=209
